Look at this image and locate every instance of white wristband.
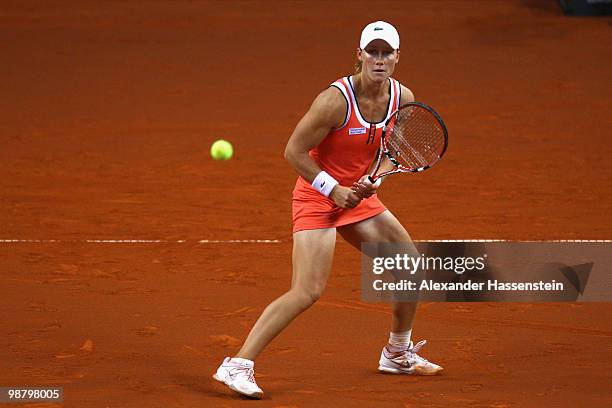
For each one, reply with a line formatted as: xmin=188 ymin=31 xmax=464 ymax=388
xmin=312 ymin=171 xmax=339 ymax=197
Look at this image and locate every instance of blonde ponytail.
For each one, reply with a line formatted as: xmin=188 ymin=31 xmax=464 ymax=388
xmin=354 ymin=60 xmax=363 ymax=74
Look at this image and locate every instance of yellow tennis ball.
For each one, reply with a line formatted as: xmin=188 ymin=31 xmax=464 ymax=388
xmin=210 ymin=139 xmax=233 ymax=160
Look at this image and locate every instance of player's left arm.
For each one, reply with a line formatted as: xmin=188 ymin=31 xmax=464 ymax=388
xmin=353 ymin=85 xmax=415 ymax=198
xmin=399 ymin=85 xmax=415 ymax=105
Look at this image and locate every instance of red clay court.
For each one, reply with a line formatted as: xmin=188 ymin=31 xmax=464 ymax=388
xmin=1 ymin=1 xmax=611 ymax=407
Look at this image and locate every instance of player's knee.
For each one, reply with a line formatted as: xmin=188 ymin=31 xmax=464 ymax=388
xmin=291 ymin=287 xmax=323 ymax=309
xmin=388 ymin=225 xmax=411 ymax=243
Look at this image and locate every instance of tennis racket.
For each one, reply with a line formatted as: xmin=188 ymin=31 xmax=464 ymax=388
xmin=369 ymin=102 xmax=448 ymax=182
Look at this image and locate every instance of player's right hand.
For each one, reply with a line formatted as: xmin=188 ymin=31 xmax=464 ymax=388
xmin=330 ymin=185 xmax=362 ymax=209
xmin=351 ymin=175 xmax=379 ymax=199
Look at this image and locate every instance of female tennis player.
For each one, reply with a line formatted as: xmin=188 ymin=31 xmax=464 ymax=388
xmin=214 ymin=21 xmax=442 ymax=399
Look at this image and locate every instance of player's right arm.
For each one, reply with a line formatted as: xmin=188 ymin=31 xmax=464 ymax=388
xmin=285 ymin=87 xmax=362 ymax=209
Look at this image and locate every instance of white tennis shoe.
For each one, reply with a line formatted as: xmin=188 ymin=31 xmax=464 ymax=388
xmin=378 ymin=340 xmax=443 ymax=375
xmin=213 ymin=357 xmax=263 ymax=399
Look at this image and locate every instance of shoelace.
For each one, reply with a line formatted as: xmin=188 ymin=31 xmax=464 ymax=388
xmin=407 ymin=340 xmax=430 ymax=363
xmin=232 ymin=366 xmax=256 ymax=383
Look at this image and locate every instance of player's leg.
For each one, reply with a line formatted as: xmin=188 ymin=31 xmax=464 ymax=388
xmin=338 ymin=210 xmax=417 ymax=331
xmin=214 ymin=228 xmax=336 ymax=398
xmin=338 ymin=210 xmax=442 ymax=375
xmin=236 ymin=228 xmax=336 ymax=359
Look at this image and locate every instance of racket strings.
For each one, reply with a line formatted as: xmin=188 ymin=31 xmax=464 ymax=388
xmin=386 ymin=106 xmax=446 ymax=170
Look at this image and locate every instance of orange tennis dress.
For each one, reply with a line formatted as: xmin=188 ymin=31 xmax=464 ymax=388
xmin=292 ymin=75 xmax=402 ymax=233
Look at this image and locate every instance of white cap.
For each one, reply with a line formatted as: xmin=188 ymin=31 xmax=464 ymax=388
xmin=359 ymin=21 xmax=400 ymax=50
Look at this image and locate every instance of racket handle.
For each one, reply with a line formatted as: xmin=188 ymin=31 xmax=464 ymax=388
xmin=367 ymin=175 xmax=383 ymax=188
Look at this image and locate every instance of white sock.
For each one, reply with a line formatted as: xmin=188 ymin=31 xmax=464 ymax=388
xmin=228 ymin=357 xmax=254 ymax=367
xmin=388 ymin=330 xmax=412 ymax=352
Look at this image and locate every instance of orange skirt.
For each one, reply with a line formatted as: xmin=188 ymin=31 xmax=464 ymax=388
xmin=292 ymin=177 xmax=387 ymax=233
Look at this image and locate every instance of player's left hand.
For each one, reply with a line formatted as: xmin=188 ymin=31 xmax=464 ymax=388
xmin=351 ymin=175 xmax=380 ymax=199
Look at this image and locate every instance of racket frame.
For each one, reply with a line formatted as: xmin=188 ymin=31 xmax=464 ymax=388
xmin=369 ymin=102 xmax=448 ymax=182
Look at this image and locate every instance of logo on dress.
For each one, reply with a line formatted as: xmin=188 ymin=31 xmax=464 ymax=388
xmin=349 ymin=127 xmax=367 ymax=135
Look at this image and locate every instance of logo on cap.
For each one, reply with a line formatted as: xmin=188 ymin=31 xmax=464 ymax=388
xmin=374 ymin=27 xmax=383 ymax=31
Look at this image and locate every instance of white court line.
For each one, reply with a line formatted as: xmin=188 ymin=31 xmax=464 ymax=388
xmin=198 ymin=239 xmax=281 ymax=243
xmin=0 ymin=239 xmax=282 ymax=244
xmin=0 ymin=239 xmax=610 ymax=244
xmin=418 ymin=240 xmax=612 ymax=243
